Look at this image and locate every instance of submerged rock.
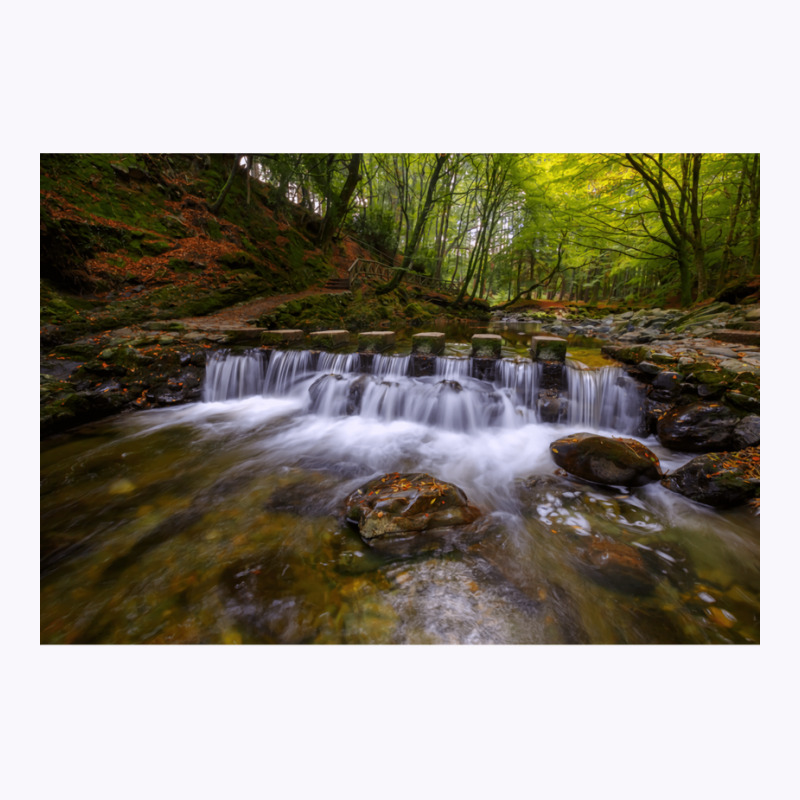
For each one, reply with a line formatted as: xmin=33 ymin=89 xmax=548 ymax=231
xmin=571 ymin=537 xmax=658 ymax=596
xmin=661 ymin=447 xmax=760 ymax=508
xmin=549 ymin=433 xmax=662 ymax=487
xmin=343 ymin=472 xmax=481 ymax=554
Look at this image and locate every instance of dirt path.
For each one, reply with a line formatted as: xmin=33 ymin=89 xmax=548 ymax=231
xmin=178 ymin=287 xmax=349 ymax=331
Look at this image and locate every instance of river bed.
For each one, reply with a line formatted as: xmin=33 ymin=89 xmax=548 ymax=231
xmin=40 ymin=350 xmax=759 ymax=644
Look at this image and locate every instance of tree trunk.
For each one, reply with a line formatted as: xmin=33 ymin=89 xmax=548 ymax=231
xmin=208 ymin=154 xmax=242 ymax=215
xmin=318 ymin=154 xmax=362 ymax=247
xmin=376 ymin=154 xmax=448 ymax=294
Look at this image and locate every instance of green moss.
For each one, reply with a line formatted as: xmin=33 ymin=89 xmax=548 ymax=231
xmin=206 ymin=219 xmax=222 ymax=241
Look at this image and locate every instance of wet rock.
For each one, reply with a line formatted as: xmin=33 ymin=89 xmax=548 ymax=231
xmin=472 ymin=357 xmax=497 ymax=381
xmin=637 ymin=361 xmax=662 ymax=375
xmin=661 ymin=448 xmax=760 ymax=508
xmin=538 ymin=393 xmax=568 ymax=424
xmin=346 ymin=374 xmax=372 ymax=415
xmin=308 ymin=373 xmax=345 ymax=410
xmin=725 ymin=391 xmax=760 ymax=414
xmin=549 ymin=432 xmax=662 ymax=487
xmin=732 ymin=415 xmax=760 ymax=448
xmin=656 ymin=402 xmax=744 ymax=452
xmin=649 ymin=370 xmax=682 ymax=400
xmin=343 ymin=472 xmax=481 ymax=554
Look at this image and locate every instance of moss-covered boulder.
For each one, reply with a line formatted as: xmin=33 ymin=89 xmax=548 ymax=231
xmin=661 ymin=447 xmax=760 ymax=508
xmin=549 ymin=432 xmax=662 ymax=486
xmin=344 ymin=472 xmax=481 ymax=554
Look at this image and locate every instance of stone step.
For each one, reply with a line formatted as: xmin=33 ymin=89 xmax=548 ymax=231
xmin=358 ymin=331 xmax=396 ymax=352
xmin=324 ymin=278 xmax=351 ymax=290
xmin=261 ymin=329 xmax=305 ymax=347
xmin=471 ymin=333 xmax=502 ymax=358
xmin=412 ymin=332 xmax=446 ymax=355
xmin=308 ymin=330 xmax=351 ymax=349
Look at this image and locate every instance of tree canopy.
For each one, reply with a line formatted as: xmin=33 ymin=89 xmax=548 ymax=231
xmin=239 ymin=152 xmax=759 ymax=308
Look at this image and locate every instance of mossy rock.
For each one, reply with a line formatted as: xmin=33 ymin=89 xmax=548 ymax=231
xmin=550 ymin=432 xmax=662 ymax=487
xmin=612 ymin=345 xmax=649 ymax=364
xmin=662 ymin=449 xmax=759 ymax=508
xmin=725 ymin=391 xmax=760 ymax=413
xmin=692 ymin=368 xmax=736 ymax=387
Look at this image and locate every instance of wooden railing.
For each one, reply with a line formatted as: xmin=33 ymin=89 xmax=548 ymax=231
xmin=348 ymin=259 xmax=460 ymax=295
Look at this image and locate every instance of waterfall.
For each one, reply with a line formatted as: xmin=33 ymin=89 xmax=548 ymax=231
xmin=496 ymin=358 xmax=540 ymax=408
xmin=566 ymin=365 xmax=645 ymax=434
xmin=435 ymin=356 xmax=472 ymax=380
xmin=202 ymin=349 xmax=268 ymax=402
xmin=372 ymin=353 xmax=411 ymax=377
xmin=202 ymin=349 xmax=644 ymax=434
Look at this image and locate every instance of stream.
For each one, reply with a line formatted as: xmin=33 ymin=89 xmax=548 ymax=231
xmin=40 ymin=346 xmax=759 ymax=644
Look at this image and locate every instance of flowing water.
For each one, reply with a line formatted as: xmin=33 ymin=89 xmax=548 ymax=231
xmin=40 ymin=349 xmax=759 ymax=644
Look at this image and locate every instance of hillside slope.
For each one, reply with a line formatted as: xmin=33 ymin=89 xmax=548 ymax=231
xmin=40 ymin=154 xmax=487 ymax=436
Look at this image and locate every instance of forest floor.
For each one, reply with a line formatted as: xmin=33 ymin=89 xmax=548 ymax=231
xmin=177 ymin=286 xmax=352 ymax=331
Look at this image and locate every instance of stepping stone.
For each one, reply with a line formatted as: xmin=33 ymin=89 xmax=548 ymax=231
xmin=531 ymin=335 xmax=567 ymax=362
xmin=261 ymin=329 xmax=305 ymax=347
xmin=308 ymin=330 xmax=350 ymax=350
xmin=412 ymin=332 xmax=445 ymax=355
xmin=358 ymin=331 xmax=396 ymax=353
xmin=471 ymin=334 xmax=502 ymax=358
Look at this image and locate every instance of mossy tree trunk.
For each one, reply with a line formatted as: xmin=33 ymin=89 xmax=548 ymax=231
xmin=376 ymin=154 xmax=448 ymax=295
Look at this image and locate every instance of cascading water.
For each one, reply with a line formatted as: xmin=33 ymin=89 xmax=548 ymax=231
xmin=565 ymin=365 xmax=645 ymax=435
xmin=203 ymin=349 xmax=643 ymax=433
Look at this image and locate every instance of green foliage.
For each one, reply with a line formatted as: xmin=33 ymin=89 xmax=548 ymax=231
xmin=351 ymin=208 xmax=398 ymax=257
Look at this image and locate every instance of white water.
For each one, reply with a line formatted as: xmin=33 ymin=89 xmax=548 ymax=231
xmin=203 ymin=349 xmax=644 ymax=435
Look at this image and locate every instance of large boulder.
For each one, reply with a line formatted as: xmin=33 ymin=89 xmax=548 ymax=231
xmin=549 ymin=433 xmax=662 ymax=487
xmin=661 ymin=447 xmax=760 ymax=508
xmin=656 ymin=402 xmax=752 ymax=452
xmin=343 ymin=472 xmax=481 ymax=553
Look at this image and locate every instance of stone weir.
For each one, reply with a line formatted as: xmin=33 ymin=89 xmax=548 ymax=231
xmin=219 ymin=330 xmax=573 ymax=423
xmin=260 ymin=328 xmax=564 ymax=371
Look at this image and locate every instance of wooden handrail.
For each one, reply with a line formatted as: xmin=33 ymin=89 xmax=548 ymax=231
xmin=348 ymin=257 xmax=459 ymax=294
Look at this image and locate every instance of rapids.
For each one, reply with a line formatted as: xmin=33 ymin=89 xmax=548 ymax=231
xmin=40 ymin=349 xmax=759 ymax=644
